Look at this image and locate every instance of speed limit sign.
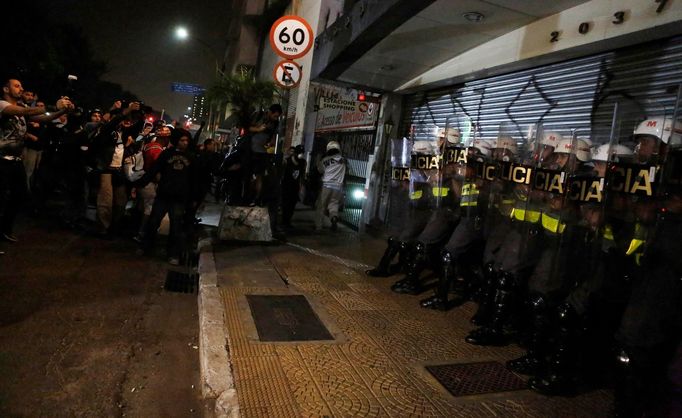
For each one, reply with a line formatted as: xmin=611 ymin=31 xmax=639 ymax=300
xmin=269 ymin=15 xmax=314 ymax=59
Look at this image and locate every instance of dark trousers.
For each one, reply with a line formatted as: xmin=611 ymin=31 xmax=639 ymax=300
xmin=142 ymin=196 xmax=186 ymax=258
xmin=281 ymin=185 xmax=298 ymax=225
xmin=0 ymin=159 xmax=28 ymax=234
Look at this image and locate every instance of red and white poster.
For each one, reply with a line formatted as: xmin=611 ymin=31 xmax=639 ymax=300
xmin=313 ymin=84 xmax=379 ymax=132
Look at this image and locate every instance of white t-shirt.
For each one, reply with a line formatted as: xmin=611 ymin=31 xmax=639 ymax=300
xmin=318 ymin=154 xmax=346 ymax=190
xmin=110 ymin=132 xmax=125 ymax=168
xmin=0 ymin=100 xmax=27 ymax=157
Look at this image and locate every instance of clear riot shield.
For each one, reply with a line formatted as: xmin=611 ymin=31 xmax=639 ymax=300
xmin=486 ymin=121 xmax=543 ymax=276
xmin=526 ymin=130 xmax=586 ymax=298
xmin=611 ymin=88 xmax=682 ymax=408
xmin=386 ymin=137 xmax=412 ymax=236
xmin=606 ymin=97 xmax=677 ymax=273
xmin=409 ymin=122 xmax=442 ymax=212
xmin=438 ymin=115 xmax=473 ymax=212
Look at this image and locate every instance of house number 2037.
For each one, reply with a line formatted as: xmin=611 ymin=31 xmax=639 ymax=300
xmin=550 ymin=0 xmax=669 ymax=43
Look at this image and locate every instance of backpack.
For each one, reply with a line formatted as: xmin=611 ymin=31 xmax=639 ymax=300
xmin=123 ymin=148 xmax=145 ymax=182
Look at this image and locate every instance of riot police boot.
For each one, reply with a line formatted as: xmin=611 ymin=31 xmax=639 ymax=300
xmin=507 ymin=294 xmax=548 ymax=375
xmin=366 ymin=237 xmax=401 ymax=277
xmin=470 ymin=263 xmax=496 ymax=326
xmin=528 ymin=302 xmax=580 ymax=396
xmin=465 ymin=272 xmax=518 ymax=346
xmin=392 ymin=242 xmax=426 ymax=295
xmin=420 ymin=250 xmax=459 ymax=310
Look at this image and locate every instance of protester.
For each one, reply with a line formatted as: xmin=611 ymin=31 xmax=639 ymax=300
xmin=89 ymin=101 xmax=141 ymax=237
xmin=281 ymin=144 xmax=306 ymax=227
xmin=315 ymin=140 xmax=346 ymax=231
xmin=247 ymin=103 xmax=282 ymax=206
xmin=0 ymin=76 xmax=74 ymax=242
xmin=136 ymin=128 xmax=195 ymax=265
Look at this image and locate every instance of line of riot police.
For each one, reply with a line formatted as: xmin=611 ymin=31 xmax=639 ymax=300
xmin=367 ymin=111 xmax=682 ymax=417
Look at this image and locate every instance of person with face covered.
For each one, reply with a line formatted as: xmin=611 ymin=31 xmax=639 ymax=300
xmin=136 ymin=128 xmax=195 ymax=265
xmin=281 ymin=144 xmax=306 ymax=227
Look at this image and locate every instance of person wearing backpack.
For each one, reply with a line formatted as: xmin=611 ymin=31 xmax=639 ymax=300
xmin=132 ymin=124 xmax=169 ymax=242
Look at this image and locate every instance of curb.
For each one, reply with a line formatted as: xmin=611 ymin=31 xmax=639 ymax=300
xmin=197 ymin=238 xmax=240 ymax=418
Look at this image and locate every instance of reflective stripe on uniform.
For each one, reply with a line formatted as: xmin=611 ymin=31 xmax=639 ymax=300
xmin=432 ymin=187 xmax=450 ymax=197
xmin=541 ymin=213 xmax=566 ymax=234
xmin=510 ymin=207 xmax=541 ymax=223
xmin=626 ymin=223 xmax=647 ymax=266
xmin=409 ymin=190 xmax=423 ymax=200
xmin=460 ymin=183 xmax=479 ymax=207
xmin=603 ymin=225 xmax=615 ymax=241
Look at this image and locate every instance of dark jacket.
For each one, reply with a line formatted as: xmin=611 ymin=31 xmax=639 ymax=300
xmin=139 ymin=148 xmax=195 ymax=202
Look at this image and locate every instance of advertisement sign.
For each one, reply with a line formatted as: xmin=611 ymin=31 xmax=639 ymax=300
xmin=314 ymin=84 xmax=379 ymax=132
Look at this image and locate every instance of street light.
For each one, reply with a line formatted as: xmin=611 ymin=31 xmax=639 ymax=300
xmin=172 ymin=25 xmax=224 ymax=137
xmin=175 ymin=26 xmax=189 ymax=40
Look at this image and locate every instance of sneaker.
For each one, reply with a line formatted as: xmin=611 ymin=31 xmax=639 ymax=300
xmin=168 ymin=257 xmax=180 ymax=266
xmin=330 ymin=216 xmax=339 ymax=231
xmin=2 ymin=233 xmax=18 ymax=243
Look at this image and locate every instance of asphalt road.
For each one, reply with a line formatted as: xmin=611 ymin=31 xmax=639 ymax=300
xmin=0 ymin=217 xmax=209 ymax=417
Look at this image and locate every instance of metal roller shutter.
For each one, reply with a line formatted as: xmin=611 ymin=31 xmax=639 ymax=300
xmin=400 ymin=36 xmax=682 ymax=145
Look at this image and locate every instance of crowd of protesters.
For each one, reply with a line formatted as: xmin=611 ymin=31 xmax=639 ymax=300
xmin=0 ymin=76 xmax=219 ymax=264
xmin=0 ymin=75 xmax=346 ymax=260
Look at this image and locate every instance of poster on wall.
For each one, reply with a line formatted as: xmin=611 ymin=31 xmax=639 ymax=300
xmin=313 ymin=83 xmax=380 ymax=132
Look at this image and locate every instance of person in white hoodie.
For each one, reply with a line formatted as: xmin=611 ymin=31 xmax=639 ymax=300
xmin=315 ymin=140 xmax=346 ymax=231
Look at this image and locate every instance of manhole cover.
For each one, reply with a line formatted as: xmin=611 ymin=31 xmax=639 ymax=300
xmin=246 ymin=295 xmax=334 ymax=342
xmin=426 ymin=361 xmax=526 ymax=397
xmin=164 ymin=271 xmax=198 ymax=294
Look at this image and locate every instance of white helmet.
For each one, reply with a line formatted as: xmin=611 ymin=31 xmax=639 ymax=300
xmin=555 ymin=138 xmax=592 ymax=162
xmin=592 ymin=144 xmax=634 ymax=162
xmin=494 ymin=135 xmax=518 ymax=155
xmin=413 ymin=140 xmax=437 ymax=154
xmin=469 ymin=139 xmax=492 ymax=157
xmin=634 ymin=117 xmax=682 ymax=145
xmin=443 ymin=127 xmax=462 ymax=144
xmin=326 ymin=141 xmax=341 ymax=151
xmin=538 ymin=131 xmax=562 ymax=148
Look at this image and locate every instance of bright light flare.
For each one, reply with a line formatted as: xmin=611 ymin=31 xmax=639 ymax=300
xmin=175 ymin=26 xmax=189 ymax=40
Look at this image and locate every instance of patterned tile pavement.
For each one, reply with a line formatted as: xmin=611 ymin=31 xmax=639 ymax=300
xmin=217 ymin=244 xmax=612 ymax=417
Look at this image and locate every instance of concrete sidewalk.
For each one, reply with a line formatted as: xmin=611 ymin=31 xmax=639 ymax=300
xmin=198 ymin=206 xmax=612 ymax=417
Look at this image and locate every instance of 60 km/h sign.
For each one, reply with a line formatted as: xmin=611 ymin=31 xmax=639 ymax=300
xmin=273 ymin=60 xmax=303 ymax=89
xmin=269 ymin=15 xmax=314 ymax=59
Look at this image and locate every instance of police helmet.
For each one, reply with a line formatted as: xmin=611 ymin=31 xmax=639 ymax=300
xmin=555 ymin=138 xmax=592 ymax=162
xmin=469 ymin=139 xmax=492 ymax=157
xmin=634 ymin=116 xmax=682 ymax=145
xmin=592 ymin=144 xmax=634 ymax=162
xmin=494 ymin=136 xmax=518 ymax=156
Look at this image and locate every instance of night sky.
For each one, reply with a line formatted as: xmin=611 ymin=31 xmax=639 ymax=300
xmin=48 ymin=0 xmax=232 ymax=120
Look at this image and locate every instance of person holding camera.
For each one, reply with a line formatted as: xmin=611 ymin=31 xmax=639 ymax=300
xmin=1 ymin=76 xmax=74 ymax=243
xmin=89 ymin=101 xmax=141 ymax=237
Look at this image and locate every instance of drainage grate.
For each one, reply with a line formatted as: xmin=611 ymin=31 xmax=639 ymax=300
xmin=164 ymin=270 xmax=198 ymax=294
xmin=426 ymin=361 xmax=526 ymax=397
xmin=246 ymin=295 xmax=334 ymax=342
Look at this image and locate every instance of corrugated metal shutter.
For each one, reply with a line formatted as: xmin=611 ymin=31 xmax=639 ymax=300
xmin=400 ymin=36 xmax=682 ymax=145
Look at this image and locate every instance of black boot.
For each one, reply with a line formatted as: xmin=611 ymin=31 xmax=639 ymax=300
xmin=392 ymin=241 xmax=426 ymax=295
xmin=366 ymin=236 xmax=401 ymax=277
xmin=470 ymin=262 xmax=496 ymax=326
xmin=421 ymin=250 xmax=458 ymax=310
xmin=507 ymin=294 xmax=549 ymax=375
xmin=465 ymin=271 xmax=519 ymax=346
xmin=528 ymin=302 xmax=581 ymax=395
